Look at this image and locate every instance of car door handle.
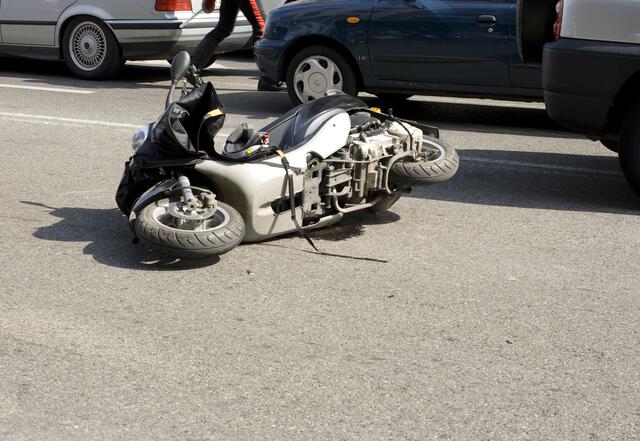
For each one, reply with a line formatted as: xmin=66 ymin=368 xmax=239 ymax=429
xmin=477 ymin=15 xmax=497 ymax=24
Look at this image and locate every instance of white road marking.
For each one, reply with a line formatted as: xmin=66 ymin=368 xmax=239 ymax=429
xmin=463 ymin=155 xmax=622 ymax=177
xmin=0 ymin=112 xmax=235 ymax=146
xmin=0 ymin=116 xmax=82 ymax=127
xmin=0 ymin=112 xmax=141 ymax=129
xmin=0 ymin=84 xmax=94 ymax=94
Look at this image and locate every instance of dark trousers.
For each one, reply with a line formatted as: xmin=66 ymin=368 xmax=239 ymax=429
xmin=192 ymin=0 xmax=265 ymax=70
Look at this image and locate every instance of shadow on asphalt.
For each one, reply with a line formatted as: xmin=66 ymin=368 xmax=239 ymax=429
xmin=0 ymin=56 xmax=257 ymax=91
xmin=308 ymin=210 xmax=401 ymax=241
xmin=23 ymin=199 xmax=399 ymax=268
xmin=211 ymin=91 xmax=580 ymax=139
xmin=361 ymin=96 xmax=584 ymax=139
xmin=22 ymin=201 xmax=221 ymax=270
xmin=410 ymin=150 xmax=640 ymax=215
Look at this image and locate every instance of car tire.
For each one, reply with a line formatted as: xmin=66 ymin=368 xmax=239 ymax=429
xmin=618 ymin=102 xmax=640 ymax=196
xmin=63 ymin=17 xmax=124 ymax=80
xmin=286 ymin=45 xmax=358 ymax=106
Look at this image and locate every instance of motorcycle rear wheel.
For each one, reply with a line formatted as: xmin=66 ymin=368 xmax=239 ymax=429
xmin=390 ymin=137 xmax=459 ymax=185
xmin=135 ymin=197 xmax=245 ymax=259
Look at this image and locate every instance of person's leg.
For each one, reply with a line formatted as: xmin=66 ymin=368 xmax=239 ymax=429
xmin=237 ymin=0 xmax=280 ymax=91
xmin=191 ymin=0 xmax=239 ymax=70
xmin=235 ymin=0 xmax=265 ymax=44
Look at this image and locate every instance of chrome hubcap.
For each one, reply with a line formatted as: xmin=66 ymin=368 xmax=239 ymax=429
xmin=293 ymin=55 xmax=344 ymax=102
xmin=421 ymin=140 xmax=446 ymax=162
xmin=69 ymin=22 xmax=106 ymax=71
xmin=151 ymin=199 xmax=230 ymax=232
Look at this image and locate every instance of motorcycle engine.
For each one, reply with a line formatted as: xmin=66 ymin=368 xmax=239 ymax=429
xmin=348 ymin=112 xmax=423 ymax=158
xmin=301 ymin=111 xmax=423 ymax=223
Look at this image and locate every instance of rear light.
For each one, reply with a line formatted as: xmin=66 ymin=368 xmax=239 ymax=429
xmin=155 ymin=0 xmax=192 ymax=11
xmin=553 ymin=0 xmax=564 ymax=40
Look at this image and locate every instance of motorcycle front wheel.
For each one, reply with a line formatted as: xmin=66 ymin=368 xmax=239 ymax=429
xmin=135 ymin=197 xmax=245 ymax=259
xmin=390 ymin=136 xmax=459 ymax=185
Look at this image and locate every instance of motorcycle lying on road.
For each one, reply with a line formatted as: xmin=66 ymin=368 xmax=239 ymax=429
xmin=116 ymin=51 xmax=459 ymax=259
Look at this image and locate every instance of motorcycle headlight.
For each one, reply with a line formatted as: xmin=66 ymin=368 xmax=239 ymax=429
xmin=132 ymin=125 xmax=150 ymax=151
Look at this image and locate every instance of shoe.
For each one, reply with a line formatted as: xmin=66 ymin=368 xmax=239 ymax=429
xmin=257 ymin=79 xmax=282 ymax=92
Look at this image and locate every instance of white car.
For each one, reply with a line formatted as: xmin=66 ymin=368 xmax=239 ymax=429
xmin=0 ymin=0 xmax=283 ymax=79
xmin=518 ymin=0 xmax=640 ymax=194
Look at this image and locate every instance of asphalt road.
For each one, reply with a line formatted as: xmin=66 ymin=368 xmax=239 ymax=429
xmin=1 ymin=55 xmax=639 ymax=441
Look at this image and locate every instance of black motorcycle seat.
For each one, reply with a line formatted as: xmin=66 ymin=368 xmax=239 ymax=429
xmin=216 ymin=94 xmax=367 ymax=162
xmin=277 ymin=94 xmax=367 ymax=150
xmin=246 ymin=108 xmax=347 ymax=151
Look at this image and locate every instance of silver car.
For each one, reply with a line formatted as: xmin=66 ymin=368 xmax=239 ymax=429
xmin=0 ymin=0 xmax=283 ymax=79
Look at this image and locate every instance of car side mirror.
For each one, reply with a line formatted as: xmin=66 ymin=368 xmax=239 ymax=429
xmin=171 ymin=51 xmax=192 ymax=83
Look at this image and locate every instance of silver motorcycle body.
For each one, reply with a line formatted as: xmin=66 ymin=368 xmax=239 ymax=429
xmin=117 ymin=52 xmax=459 ymax=258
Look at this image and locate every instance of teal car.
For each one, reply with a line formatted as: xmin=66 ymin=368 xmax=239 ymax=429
xmin=256 ymin=0 xmax=542 ymax=105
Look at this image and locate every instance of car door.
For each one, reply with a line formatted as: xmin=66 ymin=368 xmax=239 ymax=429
xmin=368 ymin=0 xmax=513 ymax=87
xmin=0 ymin=0 xmax=77 ymax=46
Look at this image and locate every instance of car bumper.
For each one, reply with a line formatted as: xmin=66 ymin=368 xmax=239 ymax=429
xmin=106 ymin=19 xmax=253 ymax=60
xmin=542 ymin=38 xmax=640 ymax=138
xmin=255 ymin=38 xmax=288 ymax=85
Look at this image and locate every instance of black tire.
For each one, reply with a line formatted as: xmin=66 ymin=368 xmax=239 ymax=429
xmin=286 ymin=45 xmax=358 ymax=106
xmin=618 ymin=102 xmax=640 ymax=196
xmin=601 ymin=138 xmax=619 ymax=153
xmin=390 ymin=136 xmax=459 ymax=185
xmin=62 ymin=17 xmax=124 ymax=80
xmin=135 ymin=198 xmax=246 ymax=259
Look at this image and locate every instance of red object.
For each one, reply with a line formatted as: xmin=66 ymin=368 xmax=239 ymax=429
xmin=553 ymin=0 xmax=564 ymax=41
xmin=247 ymin=0 xmax=265 ymax=31
xmin=155 ymin=0 xmax=193 ymax=11
xmin=202 ymin=0 xmax=216 ymax=13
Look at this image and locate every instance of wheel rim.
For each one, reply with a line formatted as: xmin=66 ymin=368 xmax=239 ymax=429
xmin=293 ymin=55 xmax=344 ymax=103
xmin=69 ymin=21 xmax=107 ymax=71
xmin=421 ymin=140 xmax=446 ymax=162
xmin=150 ymin=199 xmax=231 ymax=233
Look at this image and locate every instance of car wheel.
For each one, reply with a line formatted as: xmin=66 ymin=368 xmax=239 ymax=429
xmin=63 ymin=17 xmax=124 ymax=80
xmin=286 ymin=45 xmax=357 ymax=106
xmin=619 ymin=102 xmax=640 ymax=196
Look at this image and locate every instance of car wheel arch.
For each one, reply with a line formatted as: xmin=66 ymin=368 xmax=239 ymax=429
xmin=280 ymin=36 xmax=364 ymax=91
xmin=56 ymin=5 xmax=117 ymax=50
xmin=606 ymin=70 xmax=640 ymax=139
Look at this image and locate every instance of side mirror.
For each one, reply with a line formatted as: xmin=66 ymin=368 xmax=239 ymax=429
xmin=171 ymin=51 xmax=192 ymax=83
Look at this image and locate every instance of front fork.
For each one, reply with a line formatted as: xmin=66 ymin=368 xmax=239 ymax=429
xmin=174 ymin=173 xmax=218 ymax=213
xmin=176 ymin=175 xmax=199 ymax=211
xmin=130 ymin=174 xmax=218 ymax=230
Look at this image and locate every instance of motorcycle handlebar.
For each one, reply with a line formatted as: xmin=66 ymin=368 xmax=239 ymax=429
xmin=165 ymin=66 xmax=202 ymax=109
